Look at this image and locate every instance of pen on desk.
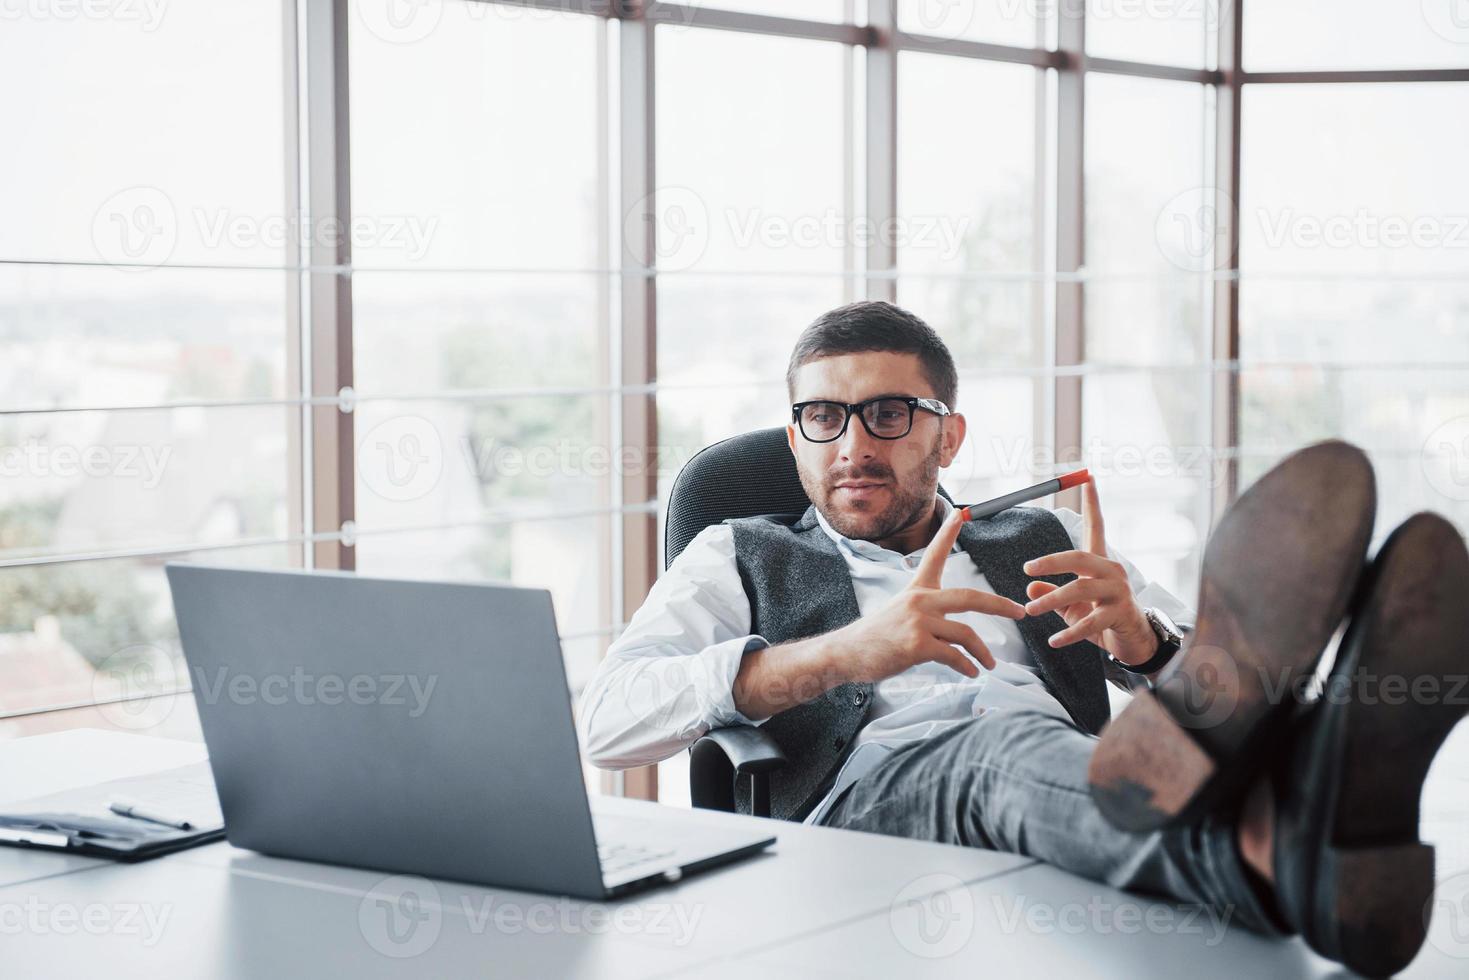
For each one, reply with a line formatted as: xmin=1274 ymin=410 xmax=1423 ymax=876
xmin=958 ymin=468 xmax=1092 ymax=523
xmin=107 ymin=800 xmax=195 ymax=831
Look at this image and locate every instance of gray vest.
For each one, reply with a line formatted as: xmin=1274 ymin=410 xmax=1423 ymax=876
xmin=727 ymin=504 xmax=1110 ymax=821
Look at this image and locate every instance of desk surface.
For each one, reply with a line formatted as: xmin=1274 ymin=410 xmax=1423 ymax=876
xmin=2 ymin=728 xmax=1466 ymax=978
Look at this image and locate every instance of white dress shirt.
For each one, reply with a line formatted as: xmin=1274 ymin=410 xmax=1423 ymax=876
xmin=577 ymin=497 xmax=1194 ymax=824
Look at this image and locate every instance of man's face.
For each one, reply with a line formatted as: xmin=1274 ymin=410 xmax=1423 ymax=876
xmin=787 ymin=351 xmax=966 ymax=543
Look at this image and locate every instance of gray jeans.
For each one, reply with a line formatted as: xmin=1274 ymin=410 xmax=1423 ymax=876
xmin=819 ymin=707 xmax=1284 ymax=936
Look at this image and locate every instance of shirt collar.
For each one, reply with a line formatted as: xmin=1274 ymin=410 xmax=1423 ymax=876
xmin=811 ymin=495 xmax=960 ymax=565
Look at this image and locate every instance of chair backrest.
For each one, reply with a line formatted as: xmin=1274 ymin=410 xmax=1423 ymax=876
xmin=664 ymin=426 xmax=953 ymax=569
xmin=664 ymin=427 xmax=811 ymax=570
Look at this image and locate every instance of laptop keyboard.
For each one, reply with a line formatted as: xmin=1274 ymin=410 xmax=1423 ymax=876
xmin=598 ymin=841 xmax=676 ymax=875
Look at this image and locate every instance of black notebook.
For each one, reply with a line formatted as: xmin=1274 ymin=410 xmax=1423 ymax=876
xmin=0 ymin=761 xmax=224 ymax=861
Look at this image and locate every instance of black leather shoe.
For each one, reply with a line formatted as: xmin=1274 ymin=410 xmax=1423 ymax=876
xmin=1272 ymin=512 xmax=1469 ymax=978
xmin=1089 ymin=440 xmax=1375 ymax=832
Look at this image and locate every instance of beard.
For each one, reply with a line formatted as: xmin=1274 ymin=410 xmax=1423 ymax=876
xmin=801 ymin=433 xmax=945 ymax=543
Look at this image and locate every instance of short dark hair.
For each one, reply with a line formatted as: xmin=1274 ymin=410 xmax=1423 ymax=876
xmin=785 ymin=301 xmax=958 ymax=409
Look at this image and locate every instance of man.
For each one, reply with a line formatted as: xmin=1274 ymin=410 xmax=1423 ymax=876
xmin=578 ymin=300 xmax=1468 ymax=976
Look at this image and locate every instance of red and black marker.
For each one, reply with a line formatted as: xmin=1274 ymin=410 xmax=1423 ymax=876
xmin=958 ymin=469 xmax=1091 ymax=523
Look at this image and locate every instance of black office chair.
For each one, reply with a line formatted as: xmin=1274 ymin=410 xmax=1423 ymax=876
xmin=665 ymin=426 xmax=951 ymax=819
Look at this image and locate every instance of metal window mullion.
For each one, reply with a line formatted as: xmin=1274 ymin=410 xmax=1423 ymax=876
xmin=304 ymin=0 xmax=355 ymax=571
xmin=1210 ymin=0 xmax=1243 ymax=527
xmin=1240 ymin=68 xmax=1469 ymax=85
xmin=283 ymin=0 xmax=308 ymax=570
xmin=613 ymin=4 xmax=659 ymax=803
xmin=645 ymin=2 xmax=865 ymax=44
xmin=1053 ymin=4 xmax=1085 ymax=499
xmin=865 ymin=0 xmax=897 ymax=303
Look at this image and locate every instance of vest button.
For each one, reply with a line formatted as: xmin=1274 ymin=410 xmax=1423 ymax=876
xmin=832 ymin=736 xmax=844 ymax=749
xmin=853 ymin=690 xmax=867 ymax=706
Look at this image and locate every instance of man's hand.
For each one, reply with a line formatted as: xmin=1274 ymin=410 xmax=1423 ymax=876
xmin=1020 ymin=478 xmax=1158 ymax=667
xmin=830 ymin=506 xmax=1025 ymax=682
xmin=731 ymin=507 xmax=1024 ymax=719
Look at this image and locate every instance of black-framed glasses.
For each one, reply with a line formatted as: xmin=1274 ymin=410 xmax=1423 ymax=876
xmin=791 ymin=396 xmax=951 ymax=443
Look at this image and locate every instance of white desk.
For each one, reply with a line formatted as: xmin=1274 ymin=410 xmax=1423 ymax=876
xmin=2 ymin=729 xmax=1467 ymax=978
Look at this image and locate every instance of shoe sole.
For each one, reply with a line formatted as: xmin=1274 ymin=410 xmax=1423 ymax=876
xmin=1296 ymin=513 xmax=1469 ymax=977
xmin=1087 ymin=440 xmax=1375 ymax=832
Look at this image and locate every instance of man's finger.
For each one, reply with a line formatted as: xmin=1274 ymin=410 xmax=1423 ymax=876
xmin=1083 ymin=478 xmax=1106 ymax=556
xmin=921 ymin=587 xmax=1026 ymax=619
xmin=927 ymin=618 xmax=996 ymax=672
xmin=912 ymin=505 xmax=964 ymax=590
xmin=1023 ymin=549 xmax=1120 ymax=580
xmin=1024 ymin=577 xmax=1113 ymax=617
xmin=1048 ymin=607 xmax=1111 ymax=647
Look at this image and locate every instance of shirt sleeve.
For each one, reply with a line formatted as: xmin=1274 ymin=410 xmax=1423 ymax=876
xmin=575 ymin=523 xmax=771 ymax=771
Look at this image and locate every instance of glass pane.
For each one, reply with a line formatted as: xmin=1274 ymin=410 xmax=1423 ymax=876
xmin=0 ymin=265 xmax=289 ymax=412
xmin=1240 ymin=84 xmax=1469 ymax=278
xmin=656 ymin=29 xmax=847 ymax=274
xmin=897 ymin=280 xmax=1045 ymax=371
xmin=0 ymin=405 xmax=293 ymax=562
xmin=938 ymin=375 xmax=1042 ymax=505
xmin=0 ymin=3 xmax=285 ymax=266
xmin=349 ymin=2 xmax=600 ymax=270
xmin=1084 ymin=73 xmax=1208 ymax=365
xmin=657 ymin=275 xmax=846 ymax=395
xmin=1081 ymin=370 xmax=1211 ymax=601
xmin=897 ymin=55 xmax=1041 ymax=370
xmin=897 ymin=0 xmax=1045 ymax=47
xmin=1084 ymin=0 xmax=1214 ymax=70
xmin=353 ymin=394 xmax=613 ymax=528
xmin=353 ymin=273 xmax=606 ymax=393
xmin=0 ymin=545 xmax=293 ymax=721
xmin=1239 ymin=367 xmax=1469 ymax=540
xmin=1245 ymin=0 xmax=1469 ymax=71
xmin=683 ymin=0 xmax=846 ymax=22
xmin=1239 ymin=280 xmax=1469 ymax=367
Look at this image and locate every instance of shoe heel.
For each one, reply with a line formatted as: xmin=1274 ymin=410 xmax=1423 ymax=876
xmin=1088 ymin=691 xmax=1217 ymax=832
xmin=1318 ymin=841 xmax=1435 ymax=978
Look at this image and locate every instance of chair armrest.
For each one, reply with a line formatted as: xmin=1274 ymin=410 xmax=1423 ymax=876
xmin=689 ymin=725 xmax=787 ymax=816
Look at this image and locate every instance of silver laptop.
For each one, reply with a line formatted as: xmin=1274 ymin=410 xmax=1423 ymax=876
xmin=165 ymin=563 xmax=775 ymax=899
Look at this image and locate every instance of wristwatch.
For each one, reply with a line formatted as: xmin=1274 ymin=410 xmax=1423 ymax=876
xmin=1109 ymin=607 xmax=1185 ymax=675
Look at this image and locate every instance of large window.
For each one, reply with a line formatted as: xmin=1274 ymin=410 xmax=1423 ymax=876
xmin=6 ymin=1 xmax=1466 ymax=805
